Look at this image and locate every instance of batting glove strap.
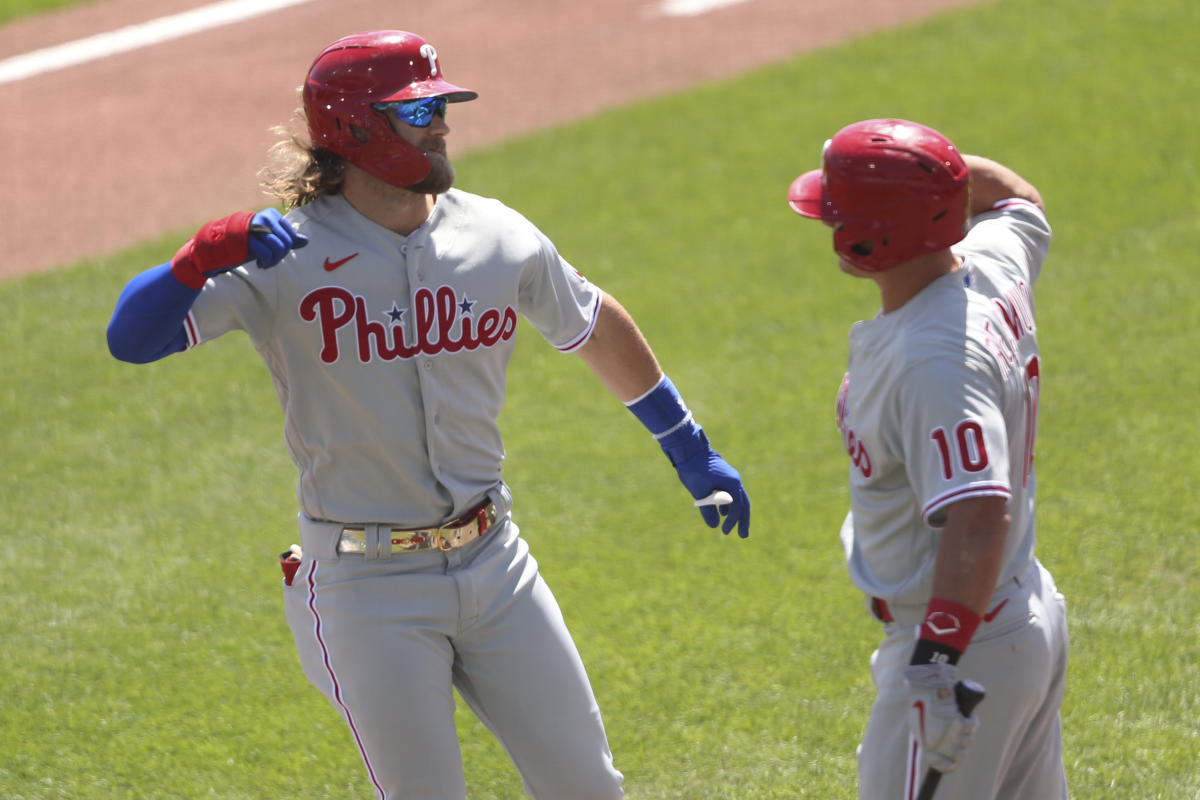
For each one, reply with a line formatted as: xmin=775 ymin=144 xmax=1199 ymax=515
xmin=657 ymin=421 xmax=710 ymax=467
xmin=904 ymin=663 xmax=981 ymax=774
xmin=170 ymin=210 xmax=256 ymax=289
xmin=626 ymin=375 xmax=693 ymax=440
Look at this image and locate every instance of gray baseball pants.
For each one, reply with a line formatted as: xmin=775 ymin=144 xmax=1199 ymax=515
xmin=858 ymin=560 xmax=1069 ymax=800
xmin=283 ymin=499 xmax=623 ymax=800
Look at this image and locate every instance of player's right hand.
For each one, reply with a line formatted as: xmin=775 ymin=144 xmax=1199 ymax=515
xmin=904 ymin=663 xmax=981 ymax=773
xmin=248 ymin=208 xmax=308 ymax=268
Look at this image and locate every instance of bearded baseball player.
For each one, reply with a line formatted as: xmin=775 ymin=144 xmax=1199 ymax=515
xmin=107 ymin=30 xmax=750 ymax=800
xmin=786 ymin=119 xmax=1069 ymax=799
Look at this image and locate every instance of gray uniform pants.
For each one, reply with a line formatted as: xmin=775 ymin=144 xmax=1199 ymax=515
xmin=858 ymin=560 xmax=1069 ymax=800
xmin=283 ymin=501 xmax=623 ymax=800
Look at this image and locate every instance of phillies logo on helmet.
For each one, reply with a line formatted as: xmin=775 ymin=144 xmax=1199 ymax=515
xmin=419 ymin=43 xmax=439 ymax=76
xmin=299 ymin=284 xmax=517 ymax=364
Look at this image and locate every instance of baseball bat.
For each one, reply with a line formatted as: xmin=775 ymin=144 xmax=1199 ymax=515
xmin=914 ymin=679 xmax=986 ymax=800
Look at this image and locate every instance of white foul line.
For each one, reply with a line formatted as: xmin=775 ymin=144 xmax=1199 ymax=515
xmin=0 ymin=0 xmax=318 ymax=86
xmin=647 ymin=0 xmax=756 ymax=17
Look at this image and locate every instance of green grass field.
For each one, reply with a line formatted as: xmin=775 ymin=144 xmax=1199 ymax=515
xmin=0 ymin=0 xmax=93 ymax=26
xmin=2 ymin=0 xmax=1198 ymax=796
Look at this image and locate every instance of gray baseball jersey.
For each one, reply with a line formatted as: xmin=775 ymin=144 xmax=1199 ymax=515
xmin=837 ymin=198 xmax=1050 ymax=606
xmin=842 ymin=200 xmax=1069 ymax=800
xmin=184 ymin=190 xmax=600 ymax=525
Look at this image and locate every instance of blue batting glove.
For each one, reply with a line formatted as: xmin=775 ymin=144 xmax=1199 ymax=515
xmin=247 ymin=208 xmax=308 ymax=268
xmin=660 ymin=424 xmax=751 ymax=538
xmin=626 ymin=375 xmax=751 ymax=538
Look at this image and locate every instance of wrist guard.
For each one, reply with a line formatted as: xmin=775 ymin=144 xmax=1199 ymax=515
xmin=910 ymin=597 xmax=981 ymax=666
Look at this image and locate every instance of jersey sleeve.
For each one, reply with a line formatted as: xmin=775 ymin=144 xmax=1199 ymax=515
xmin=899 ymin=349 xmax=1013 ymax=527
xmin=958 ymin=199 xmax=1052 ymax=285
xmin=515 ymin=226 xmax=601 ymax=352
xmin=184 ymin=262 xmax=280 ymax=348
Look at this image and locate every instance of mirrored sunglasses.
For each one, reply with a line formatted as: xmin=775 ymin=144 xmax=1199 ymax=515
xmin=373 ymin=96 xmax=448 ymax=128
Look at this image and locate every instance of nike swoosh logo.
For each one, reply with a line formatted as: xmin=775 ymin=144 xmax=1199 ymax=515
xmin=324 ymin=253 xmax=359 ymax=271
xmin=983 ymin=598 xmax=1009 ymax=622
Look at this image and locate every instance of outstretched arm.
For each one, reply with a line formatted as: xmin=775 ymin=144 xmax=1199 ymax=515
xmin=576 ymin=292 xmax=751 ymax=538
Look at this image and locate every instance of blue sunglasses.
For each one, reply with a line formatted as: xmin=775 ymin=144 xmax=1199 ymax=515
xmin=373 ymin=96 xmax=448 ymax=128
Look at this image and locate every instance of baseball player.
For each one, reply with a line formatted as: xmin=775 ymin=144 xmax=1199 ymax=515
xmin=106 ymin=30 xmax=750 ymax=800
xmin=786 ymin=119 xmax=1069 ymax=799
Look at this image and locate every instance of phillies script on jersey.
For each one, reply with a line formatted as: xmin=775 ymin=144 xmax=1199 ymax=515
xmin=301 ymin=284 xmax=518 ymax=363
xmin=836 ymin=373 xmax=872 ymax=479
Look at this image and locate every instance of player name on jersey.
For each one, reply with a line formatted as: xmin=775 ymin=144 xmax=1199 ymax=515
xmin=300 ymin=284 xmax=518 ymax=364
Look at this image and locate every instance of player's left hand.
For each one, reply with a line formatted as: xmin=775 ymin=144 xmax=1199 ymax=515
xmin=247 ymin=208 xmax=308 ymax=268
xmin=661 ymin=425 xmax=750 ymax=538
xmin=904 ymin=663 xmax=981 ymax=773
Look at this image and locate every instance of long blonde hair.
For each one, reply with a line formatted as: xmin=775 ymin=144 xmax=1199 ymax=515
xmin=259 ymin=106 xmax=347 ymax=210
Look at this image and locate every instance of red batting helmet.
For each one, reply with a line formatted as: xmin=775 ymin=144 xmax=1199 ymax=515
xmin=787 ymin=119 xmax=969 ymax=272
xmin=303 ymin=30 xmax=478 ymax=188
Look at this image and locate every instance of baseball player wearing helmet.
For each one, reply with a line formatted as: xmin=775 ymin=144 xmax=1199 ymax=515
xmin=107 ymin=30 xmax=750 ymax=800
xmin=787 ymin=119 xmax=1068 ymax=799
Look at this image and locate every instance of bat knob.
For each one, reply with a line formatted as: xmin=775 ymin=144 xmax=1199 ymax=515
xmin=954 ymin=679 xmax=987 ymax=715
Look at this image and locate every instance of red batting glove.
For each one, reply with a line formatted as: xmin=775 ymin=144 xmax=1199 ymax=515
xmin=170 ymin=210 xmax=256 ymax=289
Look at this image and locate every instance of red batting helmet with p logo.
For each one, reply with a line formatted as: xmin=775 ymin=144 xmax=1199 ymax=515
xmin=303 ymin=30 xmax=477 ymax=188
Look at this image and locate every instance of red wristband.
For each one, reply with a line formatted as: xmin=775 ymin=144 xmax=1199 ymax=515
xmin=170 ymin=210 xmax=255 ymax=289
xmin=918 ymin=597 xmax=981 ymax=655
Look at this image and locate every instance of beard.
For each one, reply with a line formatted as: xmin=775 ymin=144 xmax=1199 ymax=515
xmin=406 ymin=150 xmax=455 ymax=195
